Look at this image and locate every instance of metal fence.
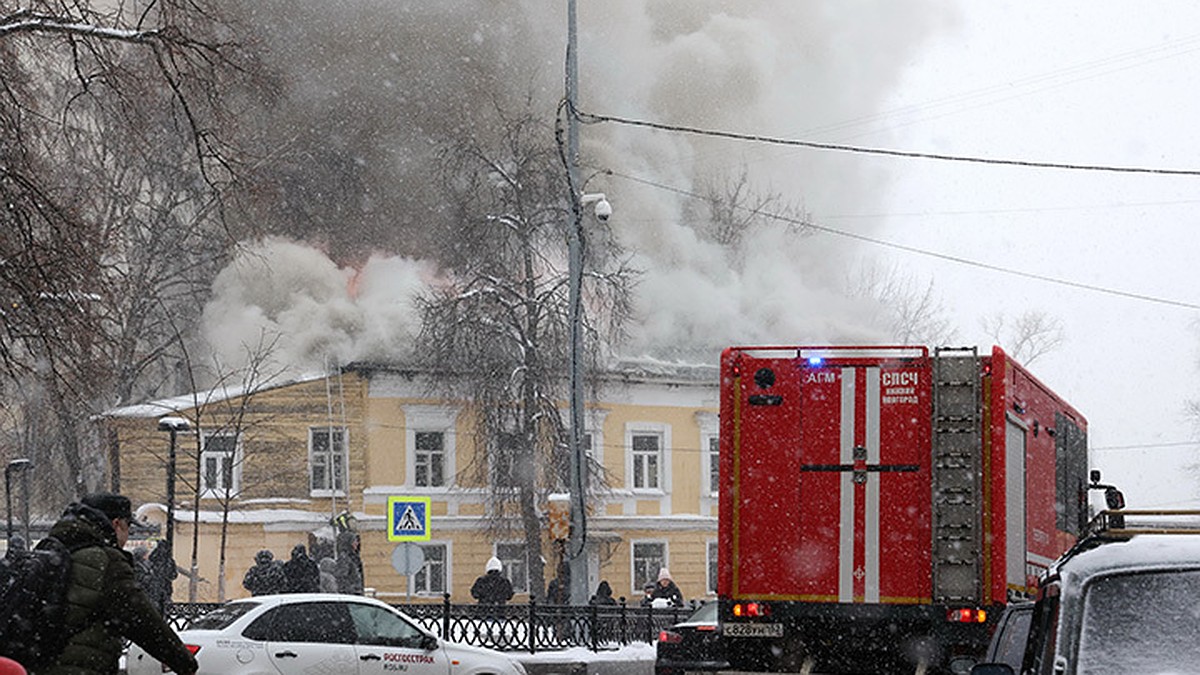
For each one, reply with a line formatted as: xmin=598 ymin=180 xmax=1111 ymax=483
xmin=165 ymin=596 xmax=695 ymax=653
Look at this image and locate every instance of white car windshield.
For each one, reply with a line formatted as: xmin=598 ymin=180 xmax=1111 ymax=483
xmin=1076 ymin=569 xmax=1200 ymax=674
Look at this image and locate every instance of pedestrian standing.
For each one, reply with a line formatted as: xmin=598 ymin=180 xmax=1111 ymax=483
xmin=650 ymin=567 xmax=684 ymax=607
xmin=145 ymin=542 xmax=178 ymax=615
xmin=318 ymin=557 xmax=338 ymax=593
xmin=31 ymin=492 xmax=197 ymax=674
xmin=333 ymin=531 xmax=364 ymax=595
xmin=590 ymin=580 xmax=617 ymax=605
xmin=470 ymin=556 xmax=514 ymax=605
xmin=242 ymin=549 xmax=286 ymax=596
xmin=282 ymin=543 xmax=320 ymax=593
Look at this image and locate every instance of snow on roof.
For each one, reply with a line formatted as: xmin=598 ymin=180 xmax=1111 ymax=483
xmin=100 ymin=370 xmax=328 ymax=419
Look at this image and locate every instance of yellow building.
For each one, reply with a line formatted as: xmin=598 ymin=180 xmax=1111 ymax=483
xmin=99 ymin=362 xmax=719 ymax=605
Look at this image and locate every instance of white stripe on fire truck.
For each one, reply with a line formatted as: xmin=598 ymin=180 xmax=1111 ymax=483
xmin=839 ymin=368 xmax=855 ymax=603
xmin=865 ymin=367 xmax=881 ymax=603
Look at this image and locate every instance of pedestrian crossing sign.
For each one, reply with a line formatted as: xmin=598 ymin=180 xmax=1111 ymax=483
xmin=387 ymin=496 xmax=431 ymax=541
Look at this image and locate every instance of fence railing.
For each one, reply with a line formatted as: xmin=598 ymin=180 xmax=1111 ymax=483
xmin=165 ymin=596 xmax=696 ymax=653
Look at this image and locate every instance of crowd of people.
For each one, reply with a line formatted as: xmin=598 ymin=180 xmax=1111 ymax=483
xmin=468 ymin=557 xmax=686 ymax=609
xmin=241 ymin=530 xmax=364 ymax=596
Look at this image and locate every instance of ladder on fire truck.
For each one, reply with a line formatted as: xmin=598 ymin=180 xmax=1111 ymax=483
xmin=931 ymin=347 xmax=983 ymax=604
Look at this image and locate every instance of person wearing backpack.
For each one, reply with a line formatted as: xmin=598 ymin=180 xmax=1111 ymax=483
xmin=30 ymin=493 xmax=197 ymax=675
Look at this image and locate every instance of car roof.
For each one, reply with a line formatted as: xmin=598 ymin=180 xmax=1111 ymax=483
xmin=1052 ymin=533 xmax=1200 ymax=582
xmin=225 ymin=593 xmax=396 ymax=610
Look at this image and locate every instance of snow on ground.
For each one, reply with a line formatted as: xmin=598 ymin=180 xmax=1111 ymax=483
xmin=511 ymin=643 xmax=656 ymax=675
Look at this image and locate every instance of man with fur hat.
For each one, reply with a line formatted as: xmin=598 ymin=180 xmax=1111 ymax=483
xmin=242 ymin=549 xmax=286 ymax=596
xmin=470 ymin=556 xmax=514 ymax=605
xmin=33 ymin=492 xmax=197 ymax=674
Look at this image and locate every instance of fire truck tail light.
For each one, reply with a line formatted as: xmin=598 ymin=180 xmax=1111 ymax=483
xmin=732 ymin=601 xmax=771 ymax=617
xmin=946 ymin=608 xmax=987 ymax=623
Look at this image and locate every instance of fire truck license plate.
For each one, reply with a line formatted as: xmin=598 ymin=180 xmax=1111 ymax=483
xmin=723 ymin=623 xmax=783 ymax=638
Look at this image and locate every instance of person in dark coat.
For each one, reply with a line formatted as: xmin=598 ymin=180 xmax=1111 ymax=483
xmin=242 ymin=549 xmax=287 ymax=596
xmin=34 ymin=492 xmax=198 ymax=675
xmin=333 ymin=531 xmax=364 ymax=595
xmin=590 ymin=580 xmax=617 ymax=605
xmin=470 ymin=556 xmax=514 ymax=605
xmin=318 ymin=557 xmax=338 ymax=593
xmin=640 ymin=581 xmax=656 ymax=607
xmin=144 ymin=542 xmax=178 ymax=615
xmin=282 ymin=543 xmax=320 ymax=593
xmin=545 ymin=576 xmax=566 ymax=605
xmin=650 ymin=567 xmax=685 ymax=607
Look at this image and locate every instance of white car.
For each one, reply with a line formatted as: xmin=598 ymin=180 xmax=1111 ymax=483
xmin=126 ymin=593 xmax=527 ymax=675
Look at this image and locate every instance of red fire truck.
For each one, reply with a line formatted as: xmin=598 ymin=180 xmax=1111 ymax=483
xmin=718 ymin=345 xmax=1091 ymax=674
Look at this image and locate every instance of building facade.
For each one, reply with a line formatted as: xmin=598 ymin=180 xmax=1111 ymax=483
xmin=100 ymin=362 xmax=719 ymax=605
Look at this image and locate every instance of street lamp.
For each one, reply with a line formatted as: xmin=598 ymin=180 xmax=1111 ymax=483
xmin=5 ymin=458 xmax=32 ymax=546
xmin=157 ymin=416 xmax=190 ymax=556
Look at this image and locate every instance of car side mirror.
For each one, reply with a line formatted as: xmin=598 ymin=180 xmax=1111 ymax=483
xmin=970 ymin=664 xmax=1015 ymax=675
xmin=421 ymin=634 xmax=439 ymax=651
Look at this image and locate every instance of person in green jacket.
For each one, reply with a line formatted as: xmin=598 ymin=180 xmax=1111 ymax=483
xmin=31 ymin=493 xmax=198 ymax=675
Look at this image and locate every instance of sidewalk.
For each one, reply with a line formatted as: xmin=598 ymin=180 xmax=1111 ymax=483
xmin=513 ymin=643 xmax=656 ymax=675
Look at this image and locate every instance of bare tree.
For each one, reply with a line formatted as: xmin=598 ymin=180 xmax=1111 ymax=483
xmin=692 ymin=166 xmax=811 ymax=253
xmin=0 ymin=0 xmax=269 ymax=508
xmin=417 ymin=106 xmax=633 ymax=599
xmin=848 ymin=262 xmax=957 ymax=346
xmin=981 ymin=310 xmax=1064 ymax=366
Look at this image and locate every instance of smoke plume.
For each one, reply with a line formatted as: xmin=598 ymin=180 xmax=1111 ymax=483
xmin=205 ymin=1 xmax=953 ymax=373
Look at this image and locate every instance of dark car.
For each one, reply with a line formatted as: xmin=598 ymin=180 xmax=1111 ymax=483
xmin=981 ymin=602 xmax=1034 ymax=671
xmin=655 ymin=601 xmax=728 ymax=675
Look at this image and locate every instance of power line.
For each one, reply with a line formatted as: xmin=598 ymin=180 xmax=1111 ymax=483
xmin=579 ymin=110 xmax=1200 ymax=177
xmin=609 ymin=170 xmax=1200 ymax=312
xmin=1092 ymin=441 xmax=1200 ymax=451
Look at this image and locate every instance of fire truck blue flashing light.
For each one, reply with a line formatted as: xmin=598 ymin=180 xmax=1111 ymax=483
xmin=807 ymin=356 xmax=823 ymax=367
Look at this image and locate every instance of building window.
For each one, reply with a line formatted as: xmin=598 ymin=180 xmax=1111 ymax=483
xmin=414 ymin=431 xmax=445 ymax=487
xmin=310 ymin=427 xmax=347 ymax=494
xmin=413 ymin=543 xmax=447 ymax=595
xmin=201 ymin=433 xmax=239 ymax=497
xmin=493 ymin=432 xmax=522 ymax=489
xmin=706 ymin=435 xmax=720 ymax=495
xmin=632 ymin=541 xmax=666 ymax=591
xmin=707 ymin=540 xmax=719 ymax=595
xmin=404 ymin=405 xmax=458 ymax=489
xmin=631 ymin=433 xmax=661 ymax=490
xmin=496 ymin=542 xmax=528 ymax=594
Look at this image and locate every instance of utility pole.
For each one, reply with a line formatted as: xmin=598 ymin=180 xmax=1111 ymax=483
xmin=564 ymin=0 xmax=590 ymax=607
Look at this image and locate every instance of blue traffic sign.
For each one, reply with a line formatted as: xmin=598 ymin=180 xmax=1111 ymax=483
xmin=388 ymin=496 xmax=431 ymax=541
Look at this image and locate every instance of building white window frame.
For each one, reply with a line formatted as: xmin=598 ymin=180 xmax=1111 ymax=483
xmin=309 ymin=426 xmax=348 ymax=497
xmin=492 ymin=431 xmax=524 ymax=490
xmin=414 ymin=431 xmax=447 ymax=488
xmin=696 ymin=411 xmax=720 ymax=498
xmin=200 ymin=432 xmax=241 ymax=498
xmin=403 ymin=405 xmax=458 ymax=489
xmin=410 ymin=540 xmax=450 ymax=597
xmin=626 ymin=422 xmax=671 ymax=493
xmin=631 ymin=539 xmax=668 ymax=594
xmin=495 ymin=542 xmax=529 ymax=595
xmin=706 ymin=539 xmax=719 ymax=596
